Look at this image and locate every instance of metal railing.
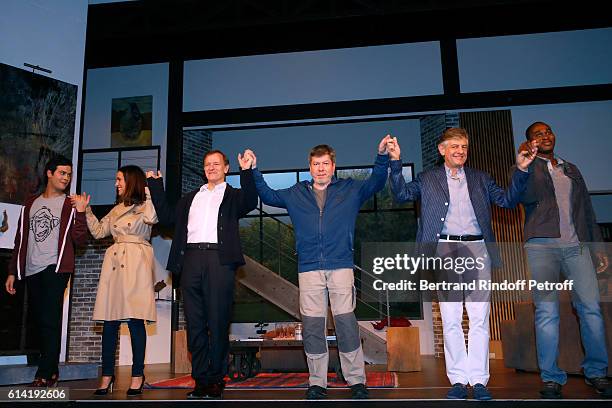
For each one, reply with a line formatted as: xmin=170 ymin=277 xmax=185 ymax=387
xmin=240 ymin=208 xmax=391 ymax=325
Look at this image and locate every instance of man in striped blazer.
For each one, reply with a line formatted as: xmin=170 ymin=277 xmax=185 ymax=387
xmin=387 ymin=128 xmax=536 ymax=400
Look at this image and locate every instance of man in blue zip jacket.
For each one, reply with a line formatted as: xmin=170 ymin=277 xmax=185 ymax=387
xmin=248 ymin=136 xmax=391 ymax=400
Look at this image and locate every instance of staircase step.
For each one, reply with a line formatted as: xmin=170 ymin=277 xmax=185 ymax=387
xmin=238 ymin=256 xmax=388 ymax=364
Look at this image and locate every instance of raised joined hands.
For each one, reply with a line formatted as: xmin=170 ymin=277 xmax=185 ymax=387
xmin=146 ymin=170 xmax=163 ymax=179
xmin=70 ymin=192 xmax=91 ymax=212
xmin=238 ymin=149 xmax=257 ymax=170
xmin=386 ymin=136 xmax=400 ymax=160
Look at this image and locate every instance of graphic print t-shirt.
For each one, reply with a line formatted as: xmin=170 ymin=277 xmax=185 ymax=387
xmin=25 ymin=195 xmax=65 ymax=277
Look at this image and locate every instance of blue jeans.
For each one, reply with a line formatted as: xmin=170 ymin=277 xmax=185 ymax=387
xmin=526 ymin=244 xmax=608 ymax=384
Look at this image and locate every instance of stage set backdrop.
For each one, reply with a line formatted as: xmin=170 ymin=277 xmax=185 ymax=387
xmin=0 ymin=62 xmax=78 ymax=360
xmin=0 ymin=62 xmax=77 ymax=248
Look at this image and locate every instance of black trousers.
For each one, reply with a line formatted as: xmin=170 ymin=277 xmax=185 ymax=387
xmin=181 ymin=248 xmax=235 ymax=386
xmin=26 ymin=265 xmax=70 ymax=380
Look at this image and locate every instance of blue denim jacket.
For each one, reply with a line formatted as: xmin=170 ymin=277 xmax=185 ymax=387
xmin=253 ymin=154 xmax=389 ymax=272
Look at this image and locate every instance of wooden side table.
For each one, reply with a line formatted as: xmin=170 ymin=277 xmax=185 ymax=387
xmin=387 ymin=326 xmax=421 ymax=372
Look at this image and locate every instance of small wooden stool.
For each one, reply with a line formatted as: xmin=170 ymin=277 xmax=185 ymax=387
xmin=386 ymin=326 xmax=421 ymax=372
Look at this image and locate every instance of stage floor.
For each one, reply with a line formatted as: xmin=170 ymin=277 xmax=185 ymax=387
xmin=1 ymin=357 xmax=611 ymax=406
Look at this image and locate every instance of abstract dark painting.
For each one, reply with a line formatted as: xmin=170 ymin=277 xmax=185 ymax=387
xmin=0 ymin=62 xmax=77 ymax=204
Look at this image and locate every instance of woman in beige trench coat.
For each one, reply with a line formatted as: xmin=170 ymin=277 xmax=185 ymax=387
xmin=72 ymin=165 xmax=157 ymax=396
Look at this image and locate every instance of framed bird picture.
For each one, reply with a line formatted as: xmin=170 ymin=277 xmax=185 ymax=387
xmin=111 ymin=95 xmax=153 ymax=147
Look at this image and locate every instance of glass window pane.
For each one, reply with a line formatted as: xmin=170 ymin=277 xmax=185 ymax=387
xmin=225 ymin=174 xmax=240 ymax=188
xmin=212 ymin=118 xmax=421 ymax=172
xmin=120 ymin=148 xmax=159 ymax=172
xmin=458 ymin=28 xmax=612 ymax=92
xmin=81 ymin=152 xmax=118 ymax=205
xmin=378 ymin=164 xmax=415 ymax=210
xmin=184 ymin=42 xmax=443 ymax=111
xmin=592 ymin=194 xmax=612 ymax=224
xmin=337 ymin=168 xmax=374 ymax=210
xmin=298 ymin=171 xmax=311 ymax=183
xmin=259 ymin=216 xmax=298 ymax=285
xmin=261 ymin=172 xmax=296 ymax=214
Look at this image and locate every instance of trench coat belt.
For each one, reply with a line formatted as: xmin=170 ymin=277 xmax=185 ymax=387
xmin=114 ymin=235 xmax=151 ymax=246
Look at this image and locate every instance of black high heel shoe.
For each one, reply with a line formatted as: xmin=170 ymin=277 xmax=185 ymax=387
xmin=93 ymin=375 xmax=115 ymax=396
xmin=126 ymin=375 xmax=145 ymax=396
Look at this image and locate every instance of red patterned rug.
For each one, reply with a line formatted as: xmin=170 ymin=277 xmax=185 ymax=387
xmin=147 ymin=372 xmax=397 ymax=389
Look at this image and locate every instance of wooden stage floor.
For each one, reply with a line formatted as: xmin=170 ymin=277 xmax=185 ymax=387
xmin=2 ymin=357 xmax=611 ymax=407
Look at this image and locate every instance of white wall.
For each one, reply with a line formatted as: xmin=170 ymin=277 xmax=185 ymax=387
xmin=0 ymin=0 xmax=88 ymax=364
xmin=83 ymin=63 xmax=169 ymax=168
xmin=83 ymin=64 xmax=174 ymax=364
xmin=82 ymin=63 xmax=169 ymax=203
xmin=118 ymin=235 xmax=173 ymax=366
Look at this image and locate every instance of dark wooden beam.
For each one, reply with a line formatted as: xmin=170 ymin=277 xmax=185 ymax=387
xmin=181 ymin=83 xmax=612 ymax=128
xmin=440 ymin=38 xmax=460 ymax=96
xmin=166 ymin=60 xmax=184 ymax=203
xmin=85 ymin=0 xmax=612 ymax=69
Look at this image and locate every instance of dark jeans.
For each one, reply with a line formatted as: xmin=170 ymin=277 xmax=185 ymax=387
xmin=101 ymin=319 xmax=146 ymax=376
xmin=25 ymin=265 xmax=70 ymax=380
xmin=182 ymin=247 xmax=235 ymax=386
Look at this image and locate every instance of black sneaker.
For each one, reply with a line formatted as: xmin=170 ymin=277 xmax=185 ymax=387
xmin=585 ymin=376 xmax=612 ymax=398
xmin=350 ymin=383 xmax=369 ymax=399
xmin=305 ymin=385 xmax=327 ymax=400
xmin=539 ymin=381 xmax=562 ymax=399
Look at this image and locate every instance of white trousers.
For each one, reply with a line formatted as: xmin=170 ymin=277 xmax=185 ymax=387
xmin=437 ymin=238 xmax=491 ymax=386
xmin=440 ymin=301 xmax=491 ymax=386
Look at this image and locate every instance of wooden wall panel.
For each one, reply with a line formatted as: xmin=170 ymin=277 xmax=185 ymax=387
xmin=459 ymin=110 xmax=529 ymax=341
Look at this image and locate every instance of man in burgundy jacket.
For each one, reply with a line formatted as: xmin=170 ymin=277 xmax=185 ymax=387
xmin=5 ymin=156 xmax=88 ymax=387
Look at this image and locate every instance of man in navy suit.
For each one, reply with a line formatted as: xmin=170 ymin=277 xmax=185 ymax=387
xmin=388 ymin=128 xmax=536 ymax=400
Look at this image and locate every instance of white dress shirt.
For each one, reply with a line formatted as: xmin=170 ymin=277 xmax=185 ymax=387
xmin=187 ymin=182 xmax=227 ymax=243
